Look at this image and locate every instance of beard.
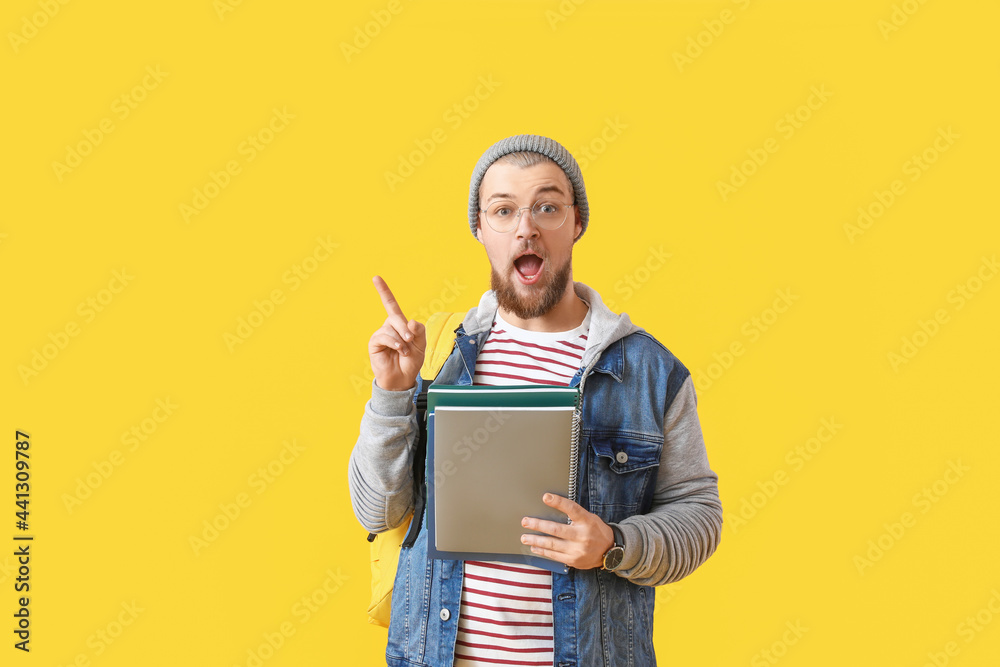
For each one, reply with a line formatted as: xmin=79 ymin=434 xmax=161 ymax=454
xmin=490 ymin=250 xmax=572 ymax=320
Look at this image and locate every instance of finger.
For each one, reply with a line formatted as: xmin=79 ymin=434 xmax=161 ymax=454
xmin=372 ymin=275 xmax=413 ymax=341
xmin=520 ymin=535 xmax=570 ymax=564
xmin=521 ymin=516 xmax=572 ymax=539
xmin=521 ymin=533 xmax=564 ymax=554
xmin=370 ymin=330 xmax=411 ymax=356
xmin=404 ymin=320 xmax=427 ymax=356
xmin=524 ymin=545 xmax=568 ymax=565
xmin=381 ymin=313 xmax=414 ymax=348
xmin=541 ymin=493 xmax=584 ymax=521
xmin=372 ymin=275 xmax=405 ymax=317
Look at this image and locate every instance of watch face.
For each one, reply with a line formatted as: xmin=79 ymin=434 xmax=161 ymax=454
xmin=604 ymin=546 xmax=624 ymax=571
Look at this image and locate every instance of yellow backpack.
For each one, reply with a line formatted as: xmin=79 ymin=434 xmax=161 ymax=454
xmin=367 ymin=311 xmax=466 ymax=628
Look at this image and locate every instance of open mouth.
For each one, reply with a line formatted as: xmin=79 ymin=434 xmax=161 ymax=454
xmin=513 ymin=253 xmax=544 ymax=284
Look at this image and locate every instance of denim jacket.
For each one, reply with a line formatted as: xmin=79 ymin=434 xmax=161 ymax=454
xmin=350 ymin=282 xmax=722 ymax=667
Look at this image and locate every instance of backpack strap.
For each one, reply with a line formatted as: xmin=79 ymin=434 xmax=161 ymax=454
xmin=402 ymin=379 xmax=431 ymax=548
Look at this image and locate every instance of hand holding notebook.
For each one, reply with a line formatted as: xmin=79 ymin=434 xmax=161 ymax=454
xmin=519 ymin=492 xmax=616 ymax=571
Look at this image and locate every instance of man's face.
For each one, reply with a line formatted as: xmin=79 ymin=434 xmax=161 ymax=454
xmin=476 ymin=160 xmax=583 ymax=320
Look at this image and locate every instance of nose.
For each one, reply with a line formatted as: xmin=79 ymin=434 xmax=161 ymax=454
xmin=514 ymin=206 xmax=540 ymax=240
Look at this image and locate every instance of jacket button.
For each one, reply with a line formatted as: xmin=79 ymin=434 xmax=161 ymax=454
xmin=615 ymin=451 xmax=628 ymax=464
xmin=439 ymin=608 xmax=451 ymax=621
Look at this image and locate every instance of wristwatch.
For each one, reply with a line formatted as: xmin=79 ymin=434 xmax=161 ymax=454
xmin=601 ymin=525 xmax=625 ymax=572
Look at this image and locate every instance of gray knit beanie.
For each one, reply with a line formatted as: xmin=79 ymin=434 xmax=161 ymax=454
xmin=468 ymin=134 xmax=589 ymax=240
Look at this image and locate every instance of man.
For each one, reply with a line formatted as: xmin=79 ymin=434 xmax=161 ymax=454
xmin=349 ymin=134 xmax=722 ymax=666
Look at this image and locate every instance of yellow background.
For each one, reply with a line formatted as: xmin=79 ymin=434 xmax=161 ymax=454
xmin=3 ymin=0 xmax=998 ymax=665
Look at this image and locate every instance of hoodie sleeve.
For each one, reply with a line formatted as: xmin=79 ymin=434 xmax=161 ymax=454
xmin=611 ymin=375 xmax=723 ymax=586
xmin=347 ymin=378 xmax=420 ymax=534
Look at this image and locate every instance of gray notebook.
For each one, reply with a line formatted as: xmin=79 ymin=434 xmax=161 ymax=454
xmin=432 ymin=405 xmax=576 ymax=555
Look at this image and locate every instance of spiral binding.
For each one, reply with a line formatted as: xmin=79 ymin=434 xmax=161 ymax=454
xmin=568 ymin=388 xmax=582 ymax=505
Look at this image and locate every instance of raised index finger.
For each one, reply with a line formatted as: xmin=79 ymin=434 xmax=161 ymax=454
xmin=372 ymin=275 xmax=412 ymax=336
xmin=373 ymin=275 xmax=407 ymax=316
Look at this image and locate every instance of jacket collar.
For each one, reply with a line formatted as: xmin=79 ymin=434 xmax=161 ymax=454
xmin=459 ymin=281 xmax=642 ymax=376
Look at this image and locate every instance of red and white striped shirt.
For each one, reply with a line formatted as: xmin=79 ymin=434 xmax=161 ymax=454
xmin=453 ymin=307 xmax=591 ymax=667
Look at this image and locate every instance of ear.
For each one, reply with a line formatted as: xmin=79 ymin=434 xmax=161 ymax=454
xmin=475 ymin=217 xmax=484 ymax=244
xmin=572 ymin=209 xmax=583 ymax=242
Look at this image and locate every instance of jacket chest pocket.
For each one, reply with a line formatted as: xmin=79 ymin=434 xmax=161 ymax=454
xmin=586 ymin=434 xmax=661 ymax=524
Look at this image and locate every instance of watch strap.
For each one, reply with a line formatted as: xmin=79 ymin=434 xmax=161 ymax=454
xmin=610 ymin=524 xmax=624 ymax=548
xmin=601 ymin=524 xmax=626 ymax=572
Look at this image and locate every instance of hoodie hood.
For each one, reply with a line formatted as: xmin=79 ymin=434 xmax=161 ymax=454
xmin=460 ymin=281 xmax=643 ymax=372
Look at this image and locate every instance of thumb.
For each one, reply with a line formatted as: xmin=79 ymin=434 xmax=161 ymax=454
xmin=408 ymin=319 xmax=427 ymax=353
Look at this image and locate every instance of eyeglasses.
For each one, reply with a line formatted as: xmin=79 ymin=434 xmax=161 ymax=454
xmin=480 ymin=199 xmax=574 ymax=233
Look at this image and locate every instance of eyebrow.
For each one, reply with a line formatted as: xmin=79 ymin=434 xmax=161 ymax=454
xmin=484 ymin=184 xmax=567 ymax=203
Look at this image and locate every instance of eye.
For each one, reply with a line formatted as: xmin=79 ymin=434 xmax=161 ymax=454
xmin=492 ymin=205 xmax=513 ymax=217
xmin=537 ymin=202 xmax=559 ymax=215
